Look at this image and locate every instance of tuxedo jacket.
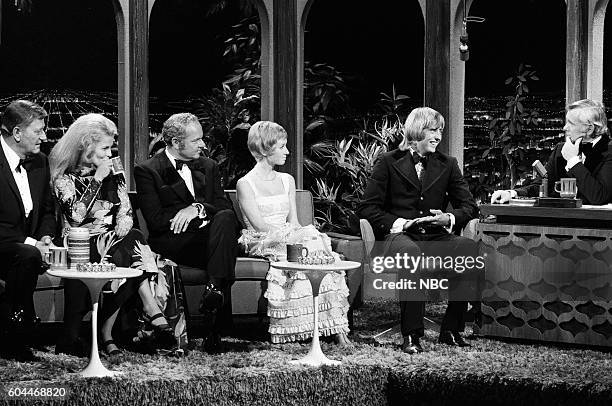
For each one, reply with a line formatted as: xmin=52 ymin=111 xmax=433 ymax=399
xmin=516 ymin=134 xmax=612 ymax=205
xmin=357 ymin=149 xmax=478 ymax=240
xmin=0 ymin=142 xmax=56 ymax=245
xmin=134 ymin=151 xmax=232 ymax=242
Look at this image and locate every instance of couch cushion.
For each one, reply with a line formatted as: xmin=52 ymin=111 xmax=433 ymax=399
xmin=179 ymin=258 xmax=270 ymax=286
xmin=234 ymin=257 xmax=270 ymax=280
xmin=178 ymin=264 xmax=207 ymax=285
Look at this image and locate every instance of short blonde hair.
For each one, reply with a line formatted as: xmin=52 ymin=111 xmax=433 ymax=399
xmin=567 ymin=99 xmax=609 ymax=137
xmin=399 ymin=107 xmax=445 ymax=151
xmin=247 ymin=121 xmax=287 ymax=161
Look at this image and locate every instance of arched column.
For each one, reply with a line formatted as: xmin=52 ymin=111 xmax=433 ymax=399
xmin=265 ymin=0 xmax=306 ymax=187
xmin=111 ymin=0 xmax=149 ymax=188
xmin=567 ymin=0 xmax=590 ymax=103
xmin=587 ymin=0 xmax=610 ymax=102
xmin=112 ymin=0 xmax=130 ymax=185
xmin=129 ymin=0 xmax=149 ymax=177
xmin=254 ymin=0 xmax=273 ymax=122
xmin=423 ymin=0 xmax=468 ymax=168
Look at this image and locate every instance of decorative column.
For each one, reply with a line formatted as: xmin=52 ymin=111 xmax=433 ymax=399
xmin=586 ymin=0 xmax=610 ymax=102
xmin=273 ymin=0 xmax=302 ymax=187
xmin=566 ymin=0 xmax=589 ymax=104
xmin=128 ymin=0 xmax=149 ymax=187
xmin=423 ymin=0 xmax=465 ymax=168
xmin=113 ymin=0 xmax=130 ymax=187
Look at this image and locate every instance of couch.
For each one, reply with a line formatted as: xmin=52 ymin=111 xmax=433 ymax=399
xmin=14 ymin=190 xmax=365 ymax=325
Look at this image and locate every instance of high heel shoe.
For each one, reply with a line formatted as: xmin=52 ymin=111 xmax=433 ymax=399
xmin=102 ymin=339 xmax=121 ymax=356
xmin=143 ymin=313 xmax=176 ymax=348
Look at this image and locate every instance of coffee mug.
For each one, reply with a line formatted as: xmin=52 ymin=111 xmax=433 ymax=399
xmin=63 ymin=227 xmax=90 ymax=268
xmin=49 ymin=247 xmax=68 ymax=270
xmin=287 ymin=244 xmax=309 ymax=262
xmin=110 ymin=156 xmax=125 ymax=176
xmin=554 ymin=177 xmax=577 ymax=198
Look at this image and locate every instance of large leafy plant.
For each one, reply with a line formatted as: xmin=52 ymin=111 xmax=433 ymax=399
xmin=483 ymin=64 xmax=540 ymax=189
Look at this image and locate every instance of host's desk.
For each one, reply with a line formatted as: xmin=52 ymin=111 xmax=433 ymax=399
xmin=477 ymin=204 xmax=612 ymax=347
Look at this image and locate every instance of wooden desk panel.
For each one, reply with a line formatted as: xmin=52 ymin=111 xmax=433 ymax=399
xmin=476 ymin=222 xmax=612 ymax=347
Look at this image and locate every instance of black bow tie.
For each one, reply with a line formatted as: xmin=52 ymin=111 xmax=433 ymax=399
xmin=412 ymin=151 xmax=428 ymax=167
xmin=15 ymin=156 xmax=34 ymax=173
xmin=175 ymin=160 xmax=193 ymax=171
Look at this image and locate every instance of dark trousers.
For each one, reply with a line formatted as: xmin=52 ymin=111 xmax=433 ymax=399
xmin=380 ymin=231 xmax=481 ymax=338
xmin=0 ymin=243 xmax=43 ymax=325
xmin=150 ymin=209 xmax=239 ymax=288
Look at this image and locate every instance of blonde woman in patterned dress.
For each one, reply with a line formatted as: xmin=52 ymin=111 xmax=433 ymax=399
xmin=49 ymin=114 xmax=175 ymax=356
xmin=236 ymin=121 xmax=351 ymax=345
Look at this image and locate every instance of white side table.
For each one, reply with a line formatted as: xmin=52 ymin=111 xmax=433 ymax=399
xmin=48 ymin=267 xmax=142 ymax=377
xmin=272 ymin=260 xmax=360 ymax=366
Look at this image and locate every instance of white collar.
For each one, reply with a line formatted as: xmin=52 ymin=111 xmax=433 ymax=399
xmin=165 ymin=147 xmax=182 ymax=169
xmin=590 ymin=135 xmax=603 ymax=147
xmin=1 ymin=135 xmax=22 ymax=171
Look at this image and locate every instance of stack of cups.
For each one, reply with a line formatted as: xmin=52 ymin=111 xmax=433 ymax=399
xmin=65 ymin=227 xmax=90 ymax=268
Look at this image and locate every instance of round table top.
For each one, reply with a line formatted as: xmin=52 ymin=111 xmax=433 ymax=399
xmin=271 ymin=260 xmax=361 ymax=272
xmin=47 ymin=267 xmax=142 ymax=280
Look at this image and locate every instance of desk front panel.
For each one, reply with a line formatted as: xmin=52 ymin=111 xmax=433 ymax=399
xmin=476 ymin=222 xmax=612 ymax=347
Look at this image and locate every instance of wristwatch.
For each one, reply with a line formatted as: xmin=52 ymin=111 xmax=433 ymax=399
xmin=191 ymin=203 xmax=207 ymax=219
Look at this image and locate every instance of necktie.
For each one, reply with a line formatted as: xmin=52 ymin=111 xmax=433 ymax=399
xmin=412 ymin=151 xmax=428 ymax=167
xmin=175 ymin=160 xmax=192 ymax=171
xmin=15 ymin=157 xmax=33 ymax=173
xmin=413 ymin=151 xmax=428 ymax=181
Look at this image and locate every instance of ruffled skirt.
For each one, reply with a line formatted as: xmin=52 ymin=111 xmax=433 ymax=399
xmin=265 ymin=267 xmax=350 ymax=343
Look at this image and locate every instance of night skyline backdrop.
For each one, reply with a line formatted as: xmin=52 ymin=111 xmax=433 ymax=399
xmin=1 ymin=0 xmax=611 ymax=104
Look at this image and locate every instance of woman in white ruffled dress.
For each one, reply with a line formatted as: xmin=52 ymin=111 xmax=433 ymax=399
xmin=236 ymin=121 xmax=351 ymax=345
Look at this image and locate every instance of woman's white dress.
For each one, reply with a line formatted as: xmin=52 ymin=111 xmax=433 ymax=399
xmin=241 ymin=172 xmax=350 ymax=343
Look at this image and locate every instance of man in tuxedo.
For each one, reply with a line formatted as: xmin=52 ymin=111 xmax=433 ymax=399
xmin=134 ymin=113 xmax=238 ymax=353
xmin=358 ymin=107 xmax=480 ymax=354
xmin=0 ymin=100 xmax=55 ymax=361
xmin=492 ymin=99 xmax=612 ymax=205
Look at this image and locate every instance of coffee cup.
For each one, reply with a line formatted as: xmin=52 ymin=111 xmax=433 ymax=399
xmin=287 ymin=244 xmax=309 ymax=262
xmin=554 ymin=177 xmax=577 ymax=198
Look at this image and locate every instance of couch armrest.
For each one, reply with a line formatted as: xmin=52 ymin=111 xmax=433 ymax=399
xmin=328 ymin=233 xmax=364 ymax=307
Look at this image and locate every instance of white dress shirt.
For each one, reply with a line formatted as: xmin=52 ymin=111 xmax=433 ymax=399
xmin=165 ymin=148 xmax=195 ymax=198
xmin=1 ymin=136 xmax=36 ymax=245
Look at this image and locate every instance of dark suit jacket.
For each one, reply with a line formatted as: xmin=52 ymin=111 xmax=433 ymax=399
xmin=516 ymin=135 xmax=612 ymax=204
xmin=0 ymin=142 xmax=56 ymax=245
xmin=133 ymin=151 xmax=232 ymax=244
xmin=357 ymin=149 xmax=478 ymax=240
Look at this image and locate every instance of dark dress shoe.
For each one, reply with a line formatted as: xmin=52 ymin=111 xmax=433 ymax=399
xmin=438 ymin=330 xmax=471 ymax=347
xmin=452 ymin=332 xmax=471 ymax=347
xmin=0 ymin=344 xmax=39 ymax=362
xmin=401 ymin=335 xmax=424 ymax=354
xmin=201 ymin=332 xmax=223 ymax=354
xmin=199 ymin=283 xmax=224 ymax=313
